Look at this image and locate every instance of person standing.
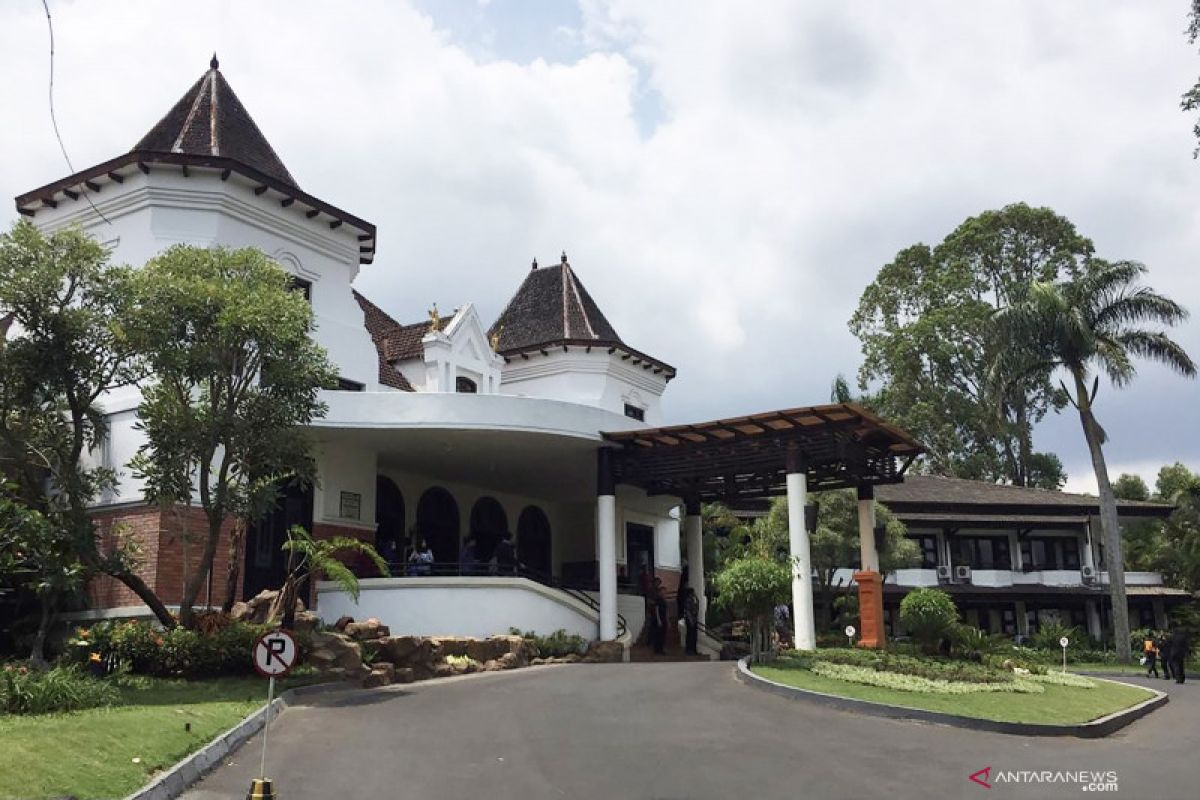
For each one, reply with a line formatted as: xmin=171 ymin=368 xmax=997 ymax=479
xmin=683 ymin=587 xmax=700 ymax=656
xmin=1144 ymin=632 xmax=1160 ymax=679
xmin=1167 ymin=629 xmax=1189 ymax=684
xmin=653 ymin=578 xmax=669 ymax=655
xmin=459 ymin=535 xmax=478 ymax=576
xmin=1158 ymin=632 xmax=1175 ymax=681
xmin=494 ymin=532 xmax=518 ymax=575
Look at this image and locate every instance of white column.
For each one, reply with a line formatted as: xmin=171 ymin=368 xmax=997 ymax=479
xmin=1083 ymin=519 xmax=1098 ymax=571
xmin=685 ymin=506 xmax=706 ymax=623
xmin=787 ymin=470 xmax=816 ymax=651
xmin=597 ymin=494 xmax=618 ymax=641
xmin=857 ymin=491 xmax=879 ymax=572
xmin=1015 ymin=601 xmax=1029 ymax=637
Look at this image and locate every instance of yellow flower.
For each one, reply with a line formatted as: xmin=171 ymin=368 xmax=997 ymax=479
xmin=89 ymin=652 xmax=102 ymax=663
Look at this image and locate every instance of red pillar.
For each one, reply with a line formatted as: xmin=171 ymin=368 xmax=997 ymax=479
xmin=854 ymin=570 xmax=886 ymax=649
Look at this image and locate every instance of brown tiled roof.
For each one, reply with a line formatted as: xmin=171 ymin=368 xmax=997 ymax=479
xmin=489 ymin=256 xmax=675 ymax=376
xmin=133 ymin=56 xmax=297 ymax=188
xmin=876 ymin=475 xmax=1173 ymax=518
xmin=353 ymin=290 xmax=414 ymax=391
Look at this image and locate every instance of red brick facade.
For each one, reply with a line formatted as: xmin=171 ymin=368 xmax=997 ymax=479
xmin=87 ymin=505 xmax=244 ymax=610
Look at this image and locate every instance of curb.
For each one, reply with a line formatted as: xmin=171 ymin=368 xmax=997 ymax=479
xmin=734 ymin=657 xmax=1169 ymax=738
xmin=121 ymin=682 xmax=347 ymax=800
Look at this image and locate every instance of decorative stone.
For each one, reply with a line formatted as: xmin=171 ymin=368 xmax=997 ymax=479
xmin=393 ymin=667 xmax=415 ymax=684
xmin=344 ymin=618 xmax=389 ymax=641
xmin=582 ymin=640 xmax=623 ymax=663
xmin=362 ymin=662 xmax=395 ymax=688
xmin=482 ymin=659 xmax=502 ymax=672
xmin=432 ymin=662 xmax=456 ymax=678
xmin=496 ymin=652 xmax=520 ymax=670
xmin=292 ymin=611 xmax=320 ymax=633
xmin=333 ymin=615 xmax=354 ymax=632
xmin=229 ymin=601 xmax=252 ymax=622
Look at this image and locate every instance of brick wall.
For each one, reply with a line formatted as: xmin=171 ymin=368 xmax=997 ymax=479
xmin=86 ymin=505 xmax=246 ymax=611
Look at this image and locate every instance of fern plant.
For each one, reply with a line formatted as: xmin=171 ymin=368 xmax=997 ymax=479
xmin=276 ymin=525 xmax=389 ymax=629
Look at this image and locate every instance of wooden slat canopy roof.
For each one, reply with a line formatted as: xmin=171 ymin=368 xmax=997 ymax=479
xmin=601 ymin=403 xmax=923 ymax=502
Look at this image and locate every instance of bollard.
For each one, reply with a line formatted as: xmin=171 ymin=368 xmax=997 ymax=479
xmin=246 ymin=777 xmax=276 ymax=799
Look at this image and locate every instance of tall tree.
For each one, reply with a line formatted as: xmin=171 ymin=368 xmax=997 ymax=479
xmin=992 ymin=261 xmax=1196 ymax=662
xmin=124 ymin=246 xmax=336 ymax=628
xmin=1112 ymin=473 xmax=1150 ymax=501
xmin=850 ymin=203 xmax=1086 ymax=488
xmin=0 ymin=221 xmax=175 ymax=629
xmin=1183 ymin=2 xmax=1200 ymax=154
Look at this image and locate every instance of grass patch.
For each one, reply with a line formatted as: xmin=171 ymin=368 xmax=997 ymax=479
xmin=0 ymin=674 xmax=316 ymax=800
xmin=754 ymin=660 xmax=1154 ymax=725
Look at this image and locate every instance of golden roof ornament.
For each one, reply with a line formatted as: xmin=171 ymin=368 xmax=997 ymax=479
xmin=489 ymin=325 xmax=503 ymax=352
xmin=428 ymin=303 xmax=441 ymax=332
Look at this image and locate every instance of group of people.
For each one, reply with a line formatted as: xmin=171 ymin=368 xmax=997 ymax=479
xmin=1142 ymin=629 xmax=1189 ymax=684
xmin=642 ymin=575 xmax=701 ymax=655
xmin=388 ymin=532 xmax=521 ymax=577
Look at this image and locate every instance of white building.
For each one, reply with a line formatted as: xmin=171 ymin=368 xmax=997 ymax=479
xmin=19 ymin=58 xmax=1050 ymax=657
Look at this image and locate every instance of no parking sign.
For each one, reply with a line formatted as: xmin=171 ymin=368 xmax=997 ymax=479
xmin=253 ymin=630 xmax=298 ymax=678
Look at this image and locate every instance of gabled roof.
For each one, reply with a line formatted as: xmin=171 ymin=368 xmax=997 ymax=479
xmin=133 ymin=55 xmax=297 ymax=188
xmin=876 ymin=475 xmax=1173 ymax=518
xmin=489 ymin=254 xmax=675 ymax=377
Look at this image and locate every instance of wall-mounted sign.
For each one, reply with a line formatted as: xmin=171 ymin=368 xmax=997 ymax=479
xmin=339 ymin=491 xmax=362 ymax=521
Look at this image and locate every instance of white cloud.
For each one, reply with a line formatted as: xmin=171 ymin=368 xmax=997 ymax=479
xmin=2 ymin=1 xmax=1198 ymax=480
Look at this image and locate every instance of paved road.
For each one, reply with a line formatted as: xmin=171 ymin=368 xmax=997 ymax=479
xmin=184 ymin=664 xmax=1195 ymax=800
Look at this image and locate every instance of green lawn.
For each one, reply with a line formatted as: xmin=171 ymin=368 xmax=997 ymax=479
xmin=753 ymin=662 xmax=1155 ymax=725
xmin=0 ymin=675 xmax=313 ymax=800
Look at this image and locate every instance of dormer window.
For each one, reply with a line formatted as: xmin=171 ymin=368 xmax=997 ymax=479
xmin=624 ymin=403 xmax=645 ymax=422
xmin=456 ymin=376 xmax=478 ymax=394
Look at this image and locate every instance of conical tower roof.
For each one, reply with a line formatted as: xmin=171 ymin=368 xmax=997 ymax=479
xmin=133 ymin=54 xmax=297 ymax=187
xmin=489 ymin=254 xmax=675 ymax=378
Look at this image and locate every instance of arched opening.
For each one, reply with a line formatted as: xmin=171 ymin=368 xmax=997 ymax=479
xmin=517 ymin=505 xmax=552 ymax=577
xmin=455 ymin=376 xmax=478 ymax=393
xmin=375 ymin=476 xmax=405 ymax=566
xmin=416 ymin=487 xmax=460 ymax=566
xmin=470 ymin=496 xmax=508 ymax=564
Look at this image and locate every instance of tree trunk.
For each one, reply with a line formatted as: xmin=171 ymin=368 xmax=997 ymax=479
xmin=178 ymin=516 xmax=223 ymax=629
xmin=28 ymin=594 xmax=54 ymax=669
xmin=1073 ymin=372 xmax=1132 ymax=664
xmin=96 ymin=562 xmax=177 ymax=628
xmin=221 ymin=519 xmax=246 ymax=614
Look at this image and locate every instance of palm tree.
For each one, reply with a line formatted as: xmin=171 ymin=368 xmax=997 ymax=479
xmin=992 ymin=260 xmax=1195 ymax=662
xmin=273 ymin=525 xmax=389 ymax=629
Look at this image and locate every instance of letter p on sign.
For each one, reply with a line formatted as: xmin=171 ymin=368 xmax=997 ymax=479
xmin=253 ymin=630 xmax=298 ymax=678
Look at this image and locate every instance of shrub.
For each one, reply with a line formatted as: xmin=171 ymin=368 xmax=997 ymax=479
xmin=509 ymin=628 xmax=588 ymax=658
xmin=65 ymin=619 xmax=272 ymax=678
xmin=899 ymin=588 xmax=959 ymax=654
xmin=810 ymin=662 xmax=1043 ymax=694
xmin=1028 ymin=620 xmax=1081 ymax=652
xmin=0 ymin=663 xmax=120 ymax=715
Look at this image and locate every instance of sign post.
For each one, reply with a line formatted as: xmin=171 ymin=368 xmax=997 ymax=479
xmin=1060 ymin=636 xmax=1069 ymax=673
xmin=845 ymin=625 xmax=856 ymax=649
xmin=248 ymin=630 xmax=298 ymax=800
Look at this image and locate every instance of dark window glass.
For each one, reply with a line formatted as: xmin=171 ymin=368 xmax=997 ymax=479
xmin=624 ymin=403 xmax=645 ymax=421
xmin=957 ymin=536 xmax=1012 ymax=569
xmin=1061 ymin=537 xmax=1081 ymax=569
xmin=455 ymin=376 xmax=478 ymax=394
xmin=336 ymin=378 xmax=365 ymax=391
xmin=910 ymin=535 xmax=938 ymax=569
xmin=289 ymin=276 xmax=312 ymax=302
xmin=1002 ymin=608 xmax=1017 ymax=635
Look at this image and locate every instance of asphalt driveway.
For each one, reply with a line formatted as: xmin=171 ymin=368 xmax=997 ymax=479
xmin=183 ymin=664 xmax=1195 ymax=800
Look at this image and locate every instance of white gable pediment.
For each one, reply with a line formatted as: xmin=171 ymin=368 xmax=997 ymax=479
xmin=421 ymin=302 xmax=503 ymax=393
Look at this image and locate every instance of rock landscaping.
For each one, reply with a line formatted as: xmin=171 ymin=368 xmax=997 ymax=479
xmin=307 ymin=618 xmax=623 ymax=688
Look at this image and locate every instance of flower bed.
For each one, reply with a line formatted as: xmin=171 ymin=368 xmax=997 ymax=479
xmin=1 ymin=664 xmax=120 ymax=715
xmin=810 ymin=662 xmax=1043 ymax=694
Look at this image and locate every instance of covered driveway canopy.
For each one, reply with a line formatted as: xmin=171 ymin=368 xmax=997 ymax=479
xmin=600 ymin=403 xmax=923 ymax=504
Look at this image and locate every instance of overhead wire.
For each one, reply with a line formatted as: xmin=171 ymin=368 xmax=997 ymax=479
xmin=40 ymin=0 xmax=112 ymax=225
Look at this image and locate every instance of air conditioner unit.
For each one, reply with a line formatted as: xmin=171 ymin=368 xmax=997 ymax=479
xmin=936 ymin=565 xmax=954 ymax=584
xmin=1080 ymin=565 xmax=1097 ymax=585
xmin=954 ymin=565 xmax=973 ymax=584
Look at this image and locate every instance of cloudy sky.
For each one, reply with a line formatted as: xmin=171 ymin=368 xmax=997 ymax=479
xmin=2 ymin=1 xmax=1199 ymax=494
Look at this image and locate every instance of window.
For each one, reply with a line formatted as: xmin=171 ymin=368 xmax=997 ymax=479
xmin=910 ymin=535 xmax=939 ymax=569
xmin=1001 ymin=608 xmax=1017 ymax=635
xmin=954 ymin=536 xmax=1011 ymax=569
xmin=1061 ymin=537 xmax=1081 ymax=569
xmin=623 ymin=403 xmax=645 ymax=421
xmin=288 ymin=276 xmax=312 ymax=302
xmin=1021 ymin=536 xmax=1080 ymax=570
xmin=1136 ymin=604 xmax=1155 ymax=628
xmin=336 ymin=378 xmax=364 ymax=391
xmin=455 ymin=376 xmax=477 ymax=394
